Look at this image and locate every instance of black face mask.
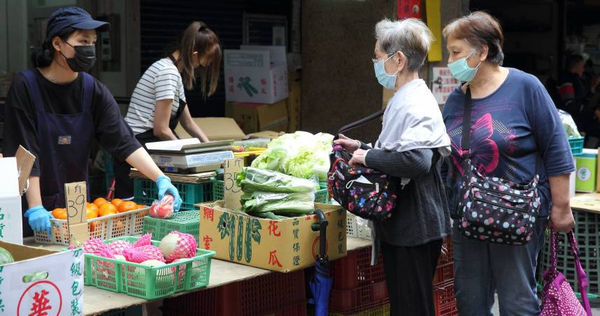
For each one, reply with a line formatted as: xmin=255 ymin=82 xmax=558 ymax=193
xmin=60 ymin=41 xmax=96 ymax=72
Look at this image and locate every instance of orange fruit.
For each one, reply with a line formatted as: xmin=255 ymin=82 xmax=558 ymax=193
xmin=86 ymin=203 xmax=98 ymax=216
xmin=51 ymin=208 xmax=67 ymax=219
xmin=118 ymin=201 xmax=137 ymax=213
xmin=93 ymin=197 xmax=108 ymax=207
xmin=98 ymin=203 xmax=118 ymax=217
xmin=135 ymin=204 xmax=146 ymax=209
xmin=111 ymin=198 xmax=124 ymax=207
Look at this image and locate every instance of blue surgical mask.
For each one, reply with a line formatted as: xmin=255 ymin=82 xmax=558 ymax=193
xmin=373 ymin=53 xmax=398 ymax=90
xmin=448 ymin=53 xmax=481 ymax=82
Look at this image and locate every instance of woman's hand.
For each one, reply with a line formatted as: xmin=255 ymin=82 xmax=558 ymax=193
xmin=333 ymin=134 xmax=361 ymax=153
xmin=349 ymin=149 xmax=369 ymax=167
xmin=550 ymin=204 xmax=575 ymax=233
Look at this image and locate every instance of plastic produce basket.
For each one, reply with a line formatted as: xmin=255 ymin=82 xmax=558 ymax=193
xmin=537 ymin=209 xmax=600 ymax=302
xmin=211 ymin=179 xmax=224 ymax=201
xmin=569 ymin=137 xmax=584 ymax=155
xmin=434 ymin=281 xmax=459 ymax=316
xmin=84 ymin=236 xmax=215 ymax=300
xmin=332 ymin=246 xmax=385 ymax=289
xmin=143 ymin=211 xmax=200 ymax=243
xmin=346 ymin=212 xmax=372 ymax=239
xmin=162 ymin=268 xmax=306 ymax=316
xmin=330 ymin=303 xmax=390 ymax=316
xmin=329 ymin=280 xmax=389 ymax=314
xmin=133 ymin=178 xmax=212 ymax=211
xmin=33 ymin=207 xmax=149 ymax=245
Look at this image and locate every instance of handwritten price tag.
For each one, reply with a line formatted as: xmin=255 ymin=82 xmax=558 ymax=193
xmin=224 ymin=158 xmax=244 ymax=210
xmin=64 ymin=182 xmax=88 ymax=246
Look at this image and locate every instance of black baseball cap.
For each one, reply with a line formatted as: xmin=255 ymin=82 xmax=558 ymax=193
xmin=46 ymin=7 xmax=109 ymax=40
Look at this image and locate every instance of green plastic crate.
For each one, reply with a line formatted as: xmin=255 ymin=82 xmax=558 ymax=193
xmin=211 ymin=179 xmax=225 ymax=201
xmin=84 ymin=236 xmax=215 ymax=300
xmin=143 ymin=211 xmax=200 ymax=243
xmin=569 ymin=137 xmax=584 ymax=155
xmin=133 ymin=178 xmax=212 ymax=211
xmin=537 ymin=210 xmax=600 ymax=302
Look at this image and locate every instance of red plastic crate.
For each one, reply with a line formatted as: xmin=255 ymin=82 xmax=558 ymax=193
xmin=329 ymin=280 xmax=389 ymax=314
xmin=162 ymin=270 xmax=306 ymax=316
xmin=434 ymin=280 xmax=459 ymax=316
xmin=332 ymin=246 xmax=386 ymax=289
xmin=273 ymin=301 xmax=307 ymax=316
xmin=433 ymin=262 xmax=454 ymax=285
xmin=438 ymin=236 xmax=453 ymax=265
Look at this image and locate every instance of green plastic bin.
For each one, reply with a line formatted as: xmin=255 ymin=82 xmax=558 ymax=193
xmin=84 ymin=236 xmax=215 ymax=300
xmin=143 ymin=211 xmax=200 ymax=243
xmin=133 ymin=178 xmax=212 ymax=211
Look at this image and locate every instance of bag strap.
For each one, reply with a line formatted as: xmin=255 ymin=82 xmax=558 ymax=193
xmin=550 ymin=228 xmax=592 ymax=315
xmin=337 ymin=109 xmax=385 ymax=135
xmin=567 ymin=231 xmax=592 ymax=315
xmin=460 ymin=86 xmax=472 ymax=155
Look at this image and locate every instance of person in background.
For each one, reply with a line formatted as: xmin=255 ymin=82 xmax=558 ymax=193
xmin=441 ymin=11 xmax=575 ymax=315
xmin=557 ymin=54 xmax=599 ymax=130
xmin=2 ymin=7 xmax=181 ymax=236
xmin=335 ymin=18 xmax=451 ymax=316
xmin=114 ymin=21 xmax=222 ymax=197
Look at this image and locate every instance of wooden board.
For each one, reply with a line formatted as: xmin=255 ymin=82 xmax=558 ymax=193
xmin=570 ymin=192 xmax=600 ymax=215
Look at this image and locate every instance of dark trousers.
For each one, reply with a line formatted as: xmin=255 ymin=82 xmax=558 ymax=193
xmin=381 ymin=238 xmax=443 ymax=316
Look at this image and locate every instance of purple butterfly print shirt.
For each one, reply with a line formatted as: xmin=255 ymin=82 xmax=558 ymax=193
xmin=442 ymin=68 xmax=575 ymax=218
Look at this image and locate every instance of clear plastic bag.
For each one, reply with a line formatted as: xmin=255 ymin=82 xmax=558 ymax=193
xmin=558 ymin=110 xmax=581 ymax=138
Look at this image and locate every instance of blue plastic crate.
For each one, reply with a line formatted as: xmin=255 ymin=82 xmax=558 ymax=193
xmin=569 ymin=137 xmax=584 ymax=155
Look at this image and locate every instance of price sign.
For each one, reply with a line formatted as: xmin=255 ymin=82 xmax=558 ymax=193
xmin=64 ymin=182 xmax=88 ymax=246
xmin=224 ymin=158 xmax=244 ymax=210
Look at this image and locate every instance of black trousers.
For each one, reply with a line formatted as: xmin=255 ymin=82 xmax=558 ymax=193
xmin=381 ymin=238 xmax=443 ymax=316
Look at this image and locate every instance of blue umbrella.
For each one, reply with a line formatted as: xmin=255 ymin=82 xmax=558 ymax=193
xmin=309 ymin=209 xmax=332 ymax=316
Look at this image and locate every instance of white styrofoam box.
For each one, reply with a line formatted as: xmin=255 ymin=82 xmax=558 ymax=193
xmin=0 ymin=158 xmax=22 ymax=244
xmin=0 ymin=242 xmax=83 ymax=315
xmin=224 ymin=46 xmax=289 ymax=104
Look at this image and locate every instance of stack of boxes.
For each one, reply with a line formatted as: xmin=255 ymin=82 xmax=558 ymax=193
xmin=224 ymin=45 xmax=300 ymax=134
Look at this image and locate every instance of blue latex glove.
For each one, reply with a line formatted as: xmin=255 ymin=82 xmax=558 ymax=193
xmin=24 ymin=205 xmax=53 ymax=235
xmin=156 ymin=176 xmax=182 ymax=212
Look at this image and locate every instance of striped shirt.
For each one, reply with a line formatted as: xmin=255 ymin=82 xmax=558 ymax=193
xmin=125 ymin=58 xmax=186 ymax=134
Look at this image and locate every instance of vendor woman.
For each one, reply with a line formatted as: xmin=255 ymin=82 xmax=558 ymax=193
xmin=2 ymin=7 xmax=182 ymax=236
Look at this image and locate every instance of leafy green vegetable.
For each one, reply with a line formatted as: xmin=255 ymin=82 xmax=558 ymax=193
xmin=250 ymin=131 xmax=334 ymax=180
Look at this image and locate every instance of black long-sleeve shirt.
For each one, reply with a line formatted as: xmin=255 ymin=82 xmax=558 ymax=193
xmin=364 ymin=146 xmax=451 ymax=247
xmin=2 ymin=69 xmax=141 ymax=176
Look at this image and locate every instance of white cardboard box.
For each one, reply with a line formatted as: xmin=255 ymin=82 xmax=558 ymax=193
xmin=224 ymin=45 xmax=288 ymax=104
xmin=0 ymin=241 xmax=84 ymax=315
xmin=0 ymin=158 xmax=22 ymax=244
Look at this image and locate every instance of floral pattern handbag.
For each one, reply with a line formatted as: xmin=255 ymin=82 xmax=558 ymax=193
xmin=328 ymin=145 xmax=399 ymax=221
xmin=456 ymin=87 xmax=541 ymax=245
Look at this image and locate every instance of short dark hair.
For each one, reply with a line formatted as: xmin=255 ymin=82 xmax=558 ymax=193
xmin=566 ymin=54 xmax=584 ymax=71
xmin=443 ymin=11 xmax=504 ymax=65
xmin=31 ymin=27 xmax=76 ymax=68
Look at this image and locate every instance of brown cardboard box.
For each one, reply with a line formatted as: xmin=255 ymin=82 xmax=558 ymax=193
xmin=175 ymin=117 xmax=246 ymax=140
xmin=225 ymin=100 xmax=288 ymax=134
xmin=198 ymin=201 xmax=347 ymax=272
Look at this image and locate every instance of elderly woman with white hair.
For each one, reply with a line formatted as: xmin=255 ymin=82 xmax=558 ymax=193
xmin=334 ymin=18 xmax=451 ymax=315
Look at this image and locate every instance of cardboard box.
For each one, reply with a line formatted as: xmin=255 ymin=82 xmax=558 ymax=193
xmin=0 ymin=241 xmax=84 ymax=315
xmin=224 ymin=45 xmax=288 ymax=104
xmin=577 ymin=149 xmax=598 ymax=192
xmin=226 ymin=100 xmax=289 ymax=134
xmin=287 ymin=71 xmax=301 ymax=132
xmin=0 ymin=147 xmax=34 ymax=244
xmin=198 ymin=201 xmax=347 ymax=272
xmin=175 ymin=117 xmax=246 ymax=141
